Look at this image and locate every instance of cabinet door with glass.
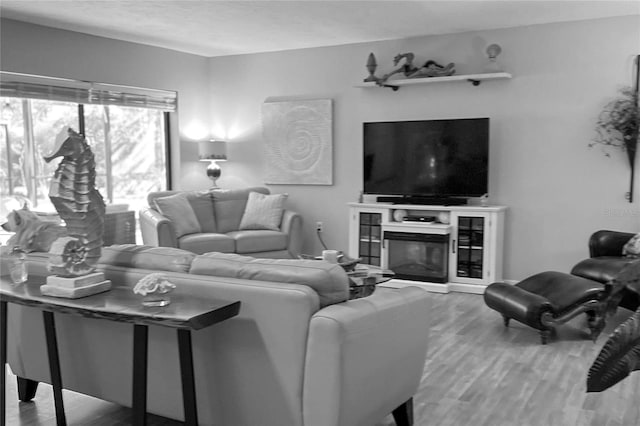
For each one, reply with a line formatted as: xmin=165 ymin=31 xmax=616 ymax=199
xmin=348 ymin=208 xmax=386 ymax=267
xmin=449 ymin=211 xmax=493 ymax=284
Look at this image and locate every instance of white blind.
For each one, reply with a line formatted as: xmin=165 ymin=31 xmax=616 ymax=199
xmin=0 ymin=71 xmax=177 ymax=112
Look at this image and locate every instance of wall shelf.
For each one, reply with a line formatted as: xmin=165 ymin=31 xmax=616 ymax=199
xmin=355 ymin=72 xmax=512 ymax=91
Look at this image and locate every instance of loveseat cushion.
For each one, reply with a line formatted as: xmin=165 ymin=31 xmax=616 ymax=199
xmin=178 ymin=233 xmax=235 ymax=255
xmin=190 ymin=252 xmax=349 ymax=307
xmin=212 ymin=187 xmax=270 ymax=233
xmin=227 ymin=230 xmax=288 ymax=254
xmin=98 ymin=244 xmax=196 ymax=272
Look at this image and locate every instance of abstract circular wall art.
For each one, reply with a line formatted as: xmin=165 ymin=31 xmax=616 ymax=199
xmin=261 ymin=99 xmax=333 ymax=185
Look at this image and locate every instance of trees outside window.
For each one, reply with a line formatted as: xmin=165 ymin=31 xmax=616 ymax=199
xmin=1 ymin=97 xmax=168 ymax=217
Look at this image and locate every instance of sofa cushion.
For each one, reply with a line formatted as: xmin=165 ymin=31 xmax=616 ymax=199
xmin=154 ymin=192 xmax=201 ymax=238
xmin=212 ymin=187 xmax=270 ymax=233
xmin=239 ymin=192 xmax=287 ymax=231
xmin=190 ymin=252 xmax=349 ymax=307
xmin=227 ymin=230 xmax=288 ymax=254
xmin=98 ymin=244 xmax=196 ymax=273
xmin=186 ymin=191 xmax=217 ymax=233
xmin=178 ymin=233 xmax=235 ymax=255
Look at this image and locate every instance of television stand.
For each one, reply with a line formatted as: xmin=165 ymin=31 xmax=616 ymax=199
xmin=377 ymin=196 xmax=468 ymax=206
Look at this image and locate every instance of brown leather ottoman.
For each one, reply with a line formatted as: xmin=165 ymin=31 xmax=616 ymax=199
xmin=484 ymin=271 xmax=607 ymax=344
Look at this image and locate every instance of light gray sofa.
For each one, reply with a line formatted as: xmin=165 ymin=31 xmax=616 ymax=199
xmin=2 ymin=246 xmax=431 ymax=426
xmin=139 ymin=186 xmax=303 ymax=258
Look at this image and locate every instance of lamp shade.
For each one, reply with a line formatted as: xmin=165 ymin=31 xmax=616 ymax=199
xmin=198 ymin=140 xmax=227 ymax=161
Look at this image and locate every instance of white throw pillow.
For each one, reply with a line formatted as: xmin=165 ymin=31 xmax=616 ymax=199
xmin=239 ymin=192 xmax=287 ymax=231
xmin=154 ymin=193 xmax=201 ymax=238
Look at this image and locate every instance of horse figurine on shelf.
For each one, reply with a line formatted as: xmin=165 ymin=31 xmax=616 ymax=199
xmin=44 ymin=127 xmax=106 ymax=276
xmin=378 ymin=52 xmax=456 ymax=86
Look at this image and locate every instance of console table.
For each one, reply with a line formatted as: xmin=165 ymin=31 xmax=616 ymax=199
xmin=0 ymin=275 xmax=241 ymax=426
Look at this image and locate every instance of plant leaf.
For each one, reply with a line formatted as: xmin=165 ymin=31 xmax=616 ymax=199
xmin=587 ymin=307 xmax=640 ymax=392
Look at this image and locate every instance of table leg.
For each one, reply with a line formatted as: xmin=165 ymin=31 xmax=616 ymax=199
xmin=43 ymin=311 xmax=66 ymax=426
xmin=1 ymin=301 xmax=7 ymax=426
xmin=132 ymin=324 xmax=148 ymax=426
xmin=177 ymin=329 xmax=198 ymax=426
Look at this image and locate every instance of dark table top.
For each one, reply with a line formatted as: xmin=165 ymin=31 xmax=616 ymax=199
xmin=0 ymin=275 xmax=240 ymax=330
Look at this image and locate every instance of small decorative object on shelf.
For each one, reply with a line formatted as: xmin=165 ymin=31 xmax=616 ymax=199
xmin=393 ymin=209 xmax=408 ymax=222
xmin=133 ymin=273 xmax=176 ymax=307
xmin=480 ymin=193 xmax=490 ymax=207
xmin=484 ymin=43 xmax=503 ymax=72
xmin=378 ymin=52 xmax=455 ymax=86
xmin=8 ymin=247 xmax=27 ymax=284
xmin=437 ymin=211 xmax=450 ymax=224
xmin=363 ymin=52 xmax=379 ymax=82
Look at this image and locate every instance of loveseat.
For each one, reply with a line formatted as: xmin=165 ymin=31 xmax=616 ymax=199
xmin=2 ymin=246 xmax=430 ymax=426
xmin=139 ymin=186 xmax=303 ymax=258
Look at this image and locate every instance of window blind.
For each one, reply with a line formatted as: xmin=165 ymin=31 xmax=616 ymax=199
xmin=0 ymin=71 xmax=177 ymax=112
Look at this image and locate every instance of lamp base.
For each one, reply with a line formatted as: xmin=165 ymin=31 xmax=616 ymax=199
xmin=206 ymin=161 xmax=222 ymax=188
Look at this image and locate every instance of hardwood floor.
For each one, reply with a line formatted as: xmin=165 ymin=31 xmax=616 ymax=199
xmin=5 ymin=292 xmax=640 ymax=426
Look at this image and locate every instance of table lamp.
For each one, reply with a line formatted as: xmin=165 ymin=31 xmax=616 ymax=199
xmin=198 ymin=139 xmax=227 ymax=188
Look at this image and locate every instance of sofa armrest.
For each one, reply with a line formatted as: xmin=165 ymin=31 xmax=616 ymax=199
xmin=281 ymin=209 xmax=303 ymax=258
xmin=139 ymin=207 xmax=178 ymax=248
xmin=589 ymin=230 xmax=635 ymax=258
xmin=303 ymin=287 xmax=430 ymax=426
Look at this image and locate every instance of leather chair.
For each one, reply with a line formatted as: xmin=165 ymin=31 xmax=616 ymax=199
xmin=571 ymin=230 xmax=640 ymax=311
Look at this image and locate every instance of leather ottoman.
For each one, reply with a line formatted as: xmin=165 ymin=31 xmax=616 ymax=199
xmin=484 ymin=271 xmax=607 ymax=344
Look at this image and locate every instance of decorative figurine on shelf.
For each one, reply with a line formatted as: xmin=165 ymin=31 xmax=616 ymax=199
xmin=377 ymin=52 xmax=455 ymax=86
xmin=484 ymin=43 xmax=503 ymax=72
xmin=363 ymin=52 xmax=379 ymax=82
xmin=39 ymin=127 xmax=111 ymax=298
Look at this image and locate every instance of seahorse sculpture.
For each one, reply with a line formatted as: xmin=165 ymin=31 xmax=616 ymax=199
xmin=44 ymin=128 xmax=106 ymax=276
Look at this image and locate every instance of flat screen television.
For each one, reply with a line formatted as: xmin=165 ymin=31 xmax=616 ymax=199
xmin=363 ymin=118 xmax=489 ymax=202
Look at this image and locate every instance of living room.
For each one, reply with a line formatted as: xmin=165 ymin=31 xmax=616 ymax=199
xmin=1 ymin=1 xmax=640 ymax=425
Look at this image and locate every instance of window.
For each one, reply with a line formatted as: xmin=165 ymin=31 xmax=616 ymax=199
xmin=0 ymin=72 xmax=175 ymax=219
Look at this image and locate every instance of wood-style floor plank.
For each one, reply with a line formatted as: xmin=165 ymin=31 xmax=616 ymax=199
xmin=4 ymin=292 xmax=640 ymax=425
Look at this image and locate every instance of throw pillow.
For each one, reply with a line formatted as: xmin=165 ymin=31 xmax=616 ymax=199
xmin=154 ymin=192 xmax=201 ymax=238
xmin=623 ymin=233 xmax=640 ymax=257
xmin=239 ymin=191 xmax=287 ymax=231
xmin=186 ymin=191 xmax=216 ymax=233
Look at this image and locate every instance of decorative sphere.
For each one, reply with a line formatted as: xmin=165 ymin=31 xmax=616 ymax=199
xmin=486 ymin=44 xmax=502 ymax=59
xmin=438 ymin=212 xmax=450 ymax=224
xmin=393 ymin=209 xmax=408 ymax=222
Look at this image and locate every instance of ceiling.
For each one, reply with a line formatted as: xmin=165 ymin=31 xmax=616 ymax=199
xmin=1 ymin=1 xmax=639 ymax=57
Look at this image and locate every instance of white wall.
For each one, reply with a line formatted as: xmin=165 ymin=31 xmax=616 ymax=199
xmin=2 ymin=16 xmax=639 ymax=281
xmin=202 ymin=16 xmax=640 ymax=280
xmin=0 ymin=18 xmax=210 ymax=189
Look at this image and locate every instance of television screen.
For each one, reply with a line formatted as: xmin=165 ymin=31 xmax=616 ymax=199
xmin=363 ymin=118 xmax=489 ymax=198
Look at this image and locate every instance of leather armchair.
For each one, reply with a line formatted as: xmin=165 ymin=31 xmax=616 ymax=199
xmin=571 ymin=230 xmax=640 ymax=311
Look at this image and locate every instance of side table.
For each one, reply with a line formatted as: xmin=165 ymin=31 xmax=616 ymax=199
xmin=0 ymin=275 xmax=240 ymax=426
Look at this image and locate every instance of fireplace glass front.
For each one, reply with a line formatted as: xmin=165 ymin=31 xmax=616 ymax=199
xmin=383 ymin=231 xmax=449 ymax=283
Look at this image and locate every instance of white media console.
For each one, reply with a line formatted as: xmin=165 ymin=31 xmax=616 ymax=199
xmin=348 ymin=202 xmax=507 ymax=294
